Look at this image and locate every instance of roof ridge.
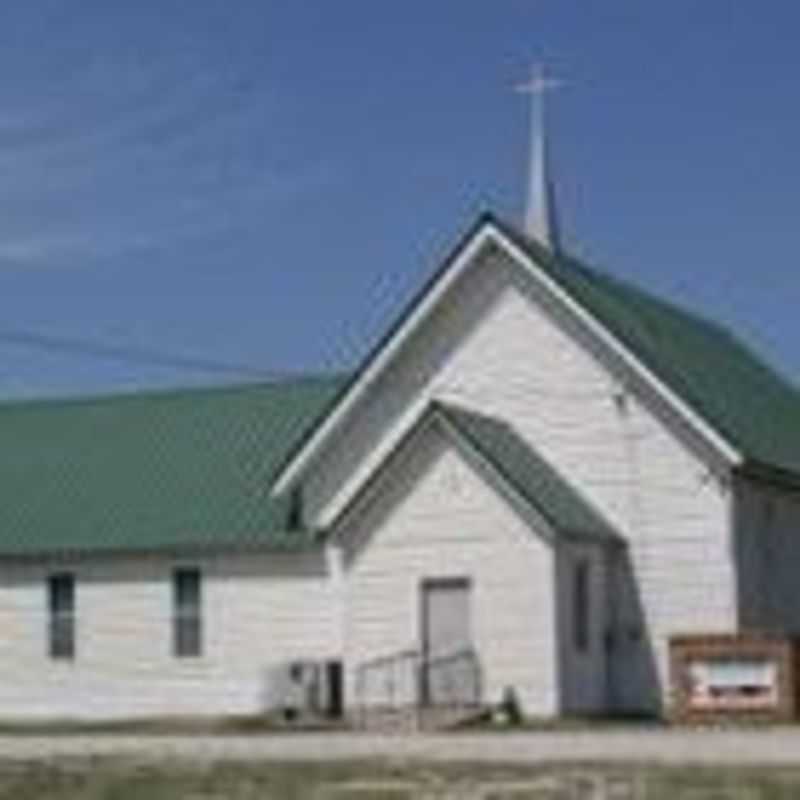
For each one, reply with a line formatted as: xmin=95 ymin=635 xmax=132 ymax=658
xmin=561 ymin=254 xmax=729 ymax=336
xmin=560 ymin=252 xmax=799 ymax=394
xmin=565 ymin=249 xmax=798 ymax=392
xmin=0 ymin=372 xmax=347 ymax=415
xmin=490 ymin=213 xmax=741 ymax=343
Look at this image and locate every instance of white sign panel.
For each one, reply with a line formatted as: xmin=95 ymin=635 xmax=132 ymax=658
xmin=687 ymin=657 xmax=778 ymax=709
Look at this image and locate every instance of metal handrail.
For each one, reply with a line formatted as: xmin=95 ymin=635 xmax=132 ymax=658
xmin=421 ymin=646 xmax=478 ymax=670
xmin=356 ymin=647 xmax=419 ymax=675
xmin=419 ymin=646 xmax=482 ymax=711
xmin=354 ymin=647 xmax=421 ymax=716
xmin=355 ymin=647 xmax=477 ymax=687
xmin=354 ymin=645 xmax=483 ymax=729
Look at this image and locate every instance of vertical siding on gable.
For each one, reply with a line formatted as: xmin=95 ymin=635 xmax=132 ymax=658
xmin=0 ymin=550 xmax=338 ymax=719
xmin=307 ymin=247 xmax=736 ymax=714
xmin=340 ymin=424 xmax=559 ymax=716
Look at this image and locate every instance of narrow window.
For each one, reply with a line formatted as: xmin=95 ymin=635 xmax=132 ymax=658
xmin=48 ymin=573 xmax=75 ymax=660
xmin=287 ymin=486 xmax=304 ymax=531
xmin=573 ymin=559 xmax=590 ymax=654
xmin=173 ymin=567 xmax=202 ymax=658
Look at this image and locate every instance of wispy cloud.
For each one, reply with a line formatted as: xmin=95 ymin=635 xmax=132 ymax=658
xmin=0 ymin=4 xmax=343 ymax=270
xmin=0 ymin=157 xmax=341 ymax=268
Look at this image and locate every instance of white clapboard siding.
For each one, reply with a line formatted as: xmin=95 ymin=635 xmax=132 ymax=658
xmin=308 ymin=245 xmax=736 ymax=713
xmin=339 ymin=422 xmax=560 ymax=716
xmin=0 ymin=550 xmax=337 ymax=719
xmin=734 ymin=477 xmax=800 ymax=633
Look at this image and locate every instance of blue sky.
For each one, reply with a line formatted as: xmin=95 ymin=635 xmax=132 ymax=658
xmin=0 ymin=1 xmax=798 ymax=397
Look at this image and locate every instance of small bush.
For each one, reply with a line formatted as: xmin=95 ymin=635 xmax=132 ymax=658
xmin=496 ymin=686 xmax=523 ymax=726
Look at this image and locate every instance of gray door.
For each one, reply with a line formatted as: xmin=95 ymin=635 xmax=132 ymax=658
xmin=420 ymin=578 xmax=475 ymax=706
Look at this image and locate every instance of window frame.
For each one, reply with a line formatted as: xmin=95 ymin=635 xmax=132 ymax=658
xmin=47 ymin=572 xmax=75 ymax=661
xmin=573 ymin=558 xmax=590 ymax=654
xmin=172 ymin=566 xmax=202 ymax=659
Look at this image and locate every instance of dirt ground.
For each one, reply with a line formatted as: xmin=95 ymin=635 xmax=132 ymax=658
xmin=0 ymin=758 xmax=797 ymax=800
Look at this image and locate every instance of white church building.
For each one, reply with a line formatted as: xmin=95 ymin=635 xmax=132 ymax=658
xmin=0 ymin=87 xmax=798 ymax=722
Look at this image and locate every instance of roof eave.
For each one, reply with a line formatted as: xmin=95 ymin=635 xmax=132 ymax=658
xmin=484 ymin=216 xmax=744 ymax=470
xmin=436 ymin=404 xmax=623 ymax=547
xmin=735 ymin=458 xmax=800 ymax=493
xmin=0 ymin=533 xmax=326 ymax=562
xmin=272 ymin=210 xmax=745 ymax=500
xmin=269 ymin=215 xmax=500 ymax=496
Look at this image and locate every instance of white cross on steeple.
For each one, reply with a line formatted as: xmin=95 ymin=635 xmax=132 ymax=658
xmin=515 ymin=64 xmax=563 ymax=252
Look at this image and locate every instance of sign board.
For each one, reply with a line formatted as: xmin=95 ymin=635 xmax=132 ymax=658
xmin=686 ymin=657 xmax=778 ymax=709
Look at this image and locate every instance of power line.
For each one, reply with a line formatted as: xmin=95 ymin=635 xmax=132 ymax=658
xmin=0 ymin=326 xmax=293 ymax=380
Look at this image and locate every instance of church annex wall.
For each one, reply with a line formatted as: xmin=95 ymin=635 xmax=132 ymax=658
xmin=0 ymin=549 xmax=338 ymax=719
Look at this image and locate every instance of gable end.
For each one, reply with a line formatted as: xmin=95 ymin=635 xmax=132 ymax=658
xmin=272 ymin=214 xmax=746 ymax=500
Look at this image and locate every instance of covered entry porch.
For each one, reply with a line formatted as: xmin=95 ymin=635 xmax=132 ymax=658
xmin=334 ymin=403 xmax=621 ymax=722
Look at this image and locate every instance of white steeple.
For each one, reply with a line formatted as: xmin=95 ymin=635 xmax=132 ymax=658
xmin=516 ymin=65 xmax=562 ymax=252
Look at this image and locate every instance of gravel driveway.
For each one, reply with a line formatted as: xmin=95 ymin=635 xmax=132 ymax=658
xmin=0 ymin=729 xmax=798 ymax=765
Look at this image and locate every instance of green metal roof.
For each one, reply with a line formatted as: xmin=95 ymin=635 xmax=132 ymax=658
xmin=492 ymin=215 xmax=800 ymax=476
xmin=2 ymin=213 xmax=797 ymax=557
xmin=439 ymin=403 xmax=620 ymax=544
xmin=0 ymin=376 xmax=344 ymax=556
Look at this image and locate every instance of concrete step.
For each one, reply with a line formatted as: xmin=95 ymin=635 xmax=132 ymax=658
xmin=353 ymin=704 xmax=488 ymax=733
xmin=418 ymin=704 xmax=488 ymax=732
xmin=352 ymin=706 xmax=420 ymax=733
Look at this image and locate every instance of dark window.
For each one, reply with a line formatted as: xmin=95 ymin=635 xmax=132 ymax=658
xmin=173 ymin=568 xmax=202 ymax=658
xmin=48 ymin=573 xmax=75 ymax=660
xmin=287 ymin=486 xmax=304 ymax=531
xmin=573 ymin=559 xmax=590 ymax=654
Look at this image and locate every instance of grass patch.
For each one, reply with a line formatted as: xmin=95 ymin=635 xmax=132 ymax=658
xmin=0 ymin=759 xmax=796 ymax=798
